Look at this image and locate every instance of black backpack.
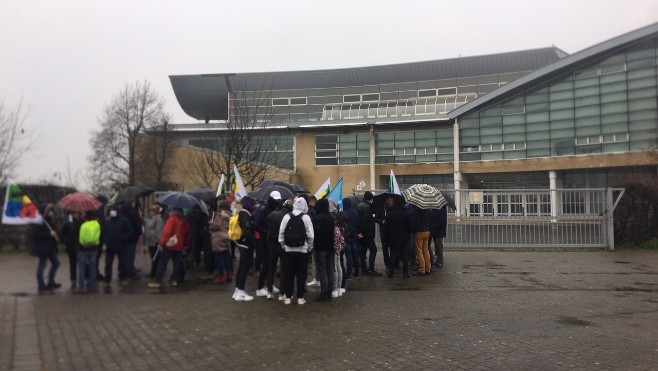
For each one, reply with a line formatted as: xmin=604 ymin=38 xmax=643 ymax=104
xmin=283 ymin=213 xmax=307 ymax=247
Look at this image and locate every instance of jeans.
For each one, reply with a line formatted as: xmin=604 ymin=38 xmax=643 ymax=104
xmin=36 ymin=249 xmax=60 ymax=289
xmin=214 ymin=251 xmax=233 ymax=276
xmin=344 ymin=240 xmax=360 ymax=277
xmin=283 ymin=251 xmax=308 ymax=299
xmin=389 ymin=241 xmax=409 ymax=277
xmin=235 ymin=246 xmax=253 ymax=291
xmin=257 ymin=239 xmax=270 ymax=290
xmin=126 ymin=242 xmax=137 ymax=278
xmin=334 ymin=251 xmax=343 ymax=290
xmin=105 ymin=246 xmax=127 ymax=283
xmin=359 ymin=237 xmax=377 ymax=271
xmin=315 ymin=250 xmax=335 ymax=298
xmin=432 ymin=237 xmax=444 ymax=266
xmin=77 ymin=249 xmax=97 ymax=289
xmin=155 ymin=249 xmax=182 ymax=284
xmin=266 ymin=242 xmax=283 ymax=292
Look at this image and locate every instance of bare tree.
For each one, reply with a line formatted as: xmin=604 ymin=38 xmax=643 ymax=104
xmin=0 ymin=98 xmax=36 ymax=182
xmin=188 ymin=88 xmax=278 ymax=189
xmin=88 ymin=80 xmax=168 ymax=189
xmin=138 ymin=118 xmax=178 ymax=190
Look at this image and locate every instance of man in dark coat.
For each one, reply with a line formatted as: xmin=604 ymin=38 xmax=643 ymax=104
xmin=374 ymin=195 xmax=396 ymax=271
xmin=430 ymin=206 xmax=448 ymax=268
xmin=103 ymin=206 xmax=134 ymax=285
xmin=254 ymin=191 xmax=283 ymax=297
xmin=383 ymin=199 xmax=412 ymax=278
xmin=30 ymin=204 xmax=61 ymax=292
xmin=342 ymin=197 xmax=361 ymax=278
xmin=120 ymin=198 xmax=143 ymax=280
xmin=356 ymin=191 xmax=381 ymax=276
xmin=312 ymin=199 xmax=336 ymax=301
xmin=60 ymin=211 xmax=82 ymax=288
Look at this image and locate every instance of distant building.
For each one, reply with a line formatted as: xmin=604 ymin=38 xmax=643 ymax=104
xmin=165 ymin=23 xmax=658 ymax=213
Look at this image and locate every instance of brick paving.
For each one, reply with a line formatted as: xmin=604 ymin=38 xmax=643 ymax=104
xmin=1 ymin=250 xmax=657 ymax=370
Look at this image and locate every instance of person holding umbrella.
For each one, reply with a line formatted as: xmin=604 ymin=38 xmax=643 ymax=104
xmin=148 ymin=208 xmax=190 ymax=288
xmin=103 ymin=205 xmax=133 ymax=286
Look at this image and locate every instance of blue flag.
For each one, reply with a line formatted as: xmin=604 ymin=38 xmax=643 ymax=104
xmin=326 ymin=178 xmax=344 ymax=211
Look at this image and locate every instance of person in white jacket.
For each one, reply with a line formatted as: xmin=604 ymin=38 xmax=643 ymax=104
xmin=278 ymin=197 xmax=314 ymax=305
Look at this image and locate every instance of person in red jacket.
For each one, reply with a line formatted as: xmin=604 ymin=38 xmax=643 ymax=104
xmin=148 ymin=208 xmax=189 ymax=288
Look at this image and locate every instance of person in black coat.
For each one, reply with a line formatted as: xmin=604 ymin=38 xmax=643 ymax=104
xmin=60 ymin=211 xmax=82 ymax=288
xmin=430 ymin=206 xmax=448 ymax=268
xmin=356 ymin=191 xmax=381 ymax=275
xmin=103 ymin=206 xmax=134 ymax=284
xmin=312 ymin=199 xmax=336 ymax=301
xmin=30 ymin=204 xmax=61 ymax=292
xmin=254 ymin=192 xmax=282 ymax=296
xmin=120 ymin=198 xmax=143 ymax=280
xmin=342 ymin=197 xmax=361 ymax=278
xmin=383 ymin=199 xmax=412 ymax=278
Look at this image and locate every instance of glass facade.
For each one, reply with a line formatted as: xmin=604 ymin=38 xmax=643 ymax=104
xmin=315 ymin=128 xmax=454 ymax=166
xmin=189 ymin=136 xmax=294 ymax=169
xmin=459 ymin=39 xmax=658 ymax=161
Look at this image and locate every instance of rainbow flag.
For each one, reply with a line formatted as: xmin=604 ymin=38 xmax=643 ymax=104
xmin=314 ymin=177 xmax=331 ymax=200
xmin=2 ymin=180 xmax=43 ymax=225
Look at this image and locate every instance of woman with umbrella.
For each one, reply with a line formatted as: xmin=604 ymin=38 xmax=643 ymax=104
xmin=148 ymin=207 xmax=190 ymax=288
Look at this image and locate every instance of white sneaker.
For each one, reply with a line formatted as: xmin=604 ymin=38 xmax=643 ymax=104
xmin=272 ymin=286 xmax=280 ymax=294
xmin=297 ymin=298 xmax=306 ymax=305
xmin=255 ymin=288 xmax=268 ymax=297
xmin=236 ymin=293 xmax=254 ymax=302
xmin=332 ymin=290 xmax=339 ymax=298
xmin=278 ymin=294 xmax=286 ymax=301
xmin=266 ymin=292 xmax=273 ymax=300
xmin=307 ymin=279 xmax=320 ymax=287
xmin=283 ymin=297 xmax=292 ymax=305
xmin=340 ymin=288 xmax=346 ymax=295
xmin=232 ymin=289 xmax=239 ymax=299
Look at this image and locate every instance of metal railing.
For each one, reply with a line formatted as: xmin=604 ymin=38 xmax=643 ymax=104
xmin=444 ymin=188 xmax=625 ymax=250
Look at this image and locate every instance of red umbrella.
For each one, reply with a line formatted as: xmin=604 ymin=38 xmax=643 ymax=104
xmin=58 ymin=193 xmax=103 ymax=212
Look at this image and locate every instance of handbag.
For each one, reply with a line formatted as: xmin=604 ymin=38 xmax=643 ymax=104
xmin=165 ymin=221 xmax=182 ymax=247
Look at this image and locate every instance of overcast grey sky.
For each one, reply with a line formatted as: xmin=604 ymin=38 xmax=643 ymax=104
xmin=1 ymin=0 xmax=657 ymax=189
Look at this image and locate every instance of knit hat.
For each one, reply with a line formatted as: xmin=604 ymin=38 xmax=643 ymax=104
xmin=363 ymin=191 xmax=374 ymax=201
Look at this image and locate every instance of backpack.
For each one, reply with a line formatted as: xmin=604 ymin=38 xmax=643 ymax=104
xmin=333 ymin=225 xmax=344 ymax=253
xmin=337 ymin=211 xmax=353 ymax=242
xmin=283 ymin=213 xmax=307 ymax=247
xmin=79 ymin=220 xmax=101 ymax=248
xmin=229 ymin=214 xmax=242 ymax=241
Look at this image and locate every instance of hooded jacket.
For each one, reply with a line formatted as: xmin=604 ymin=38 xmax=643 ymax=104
xmin=313 ymin=199 xmax=335 ymax=252
xmin=209 ymin=209 xmax=231 ymax=252
xmin=278 ymin=198 xmax=314 ymax=253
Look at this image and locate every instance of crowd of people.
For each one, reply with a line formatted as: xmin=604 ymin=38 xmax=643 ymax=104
xmin=29 ymin=190 xmax=448 ymax=305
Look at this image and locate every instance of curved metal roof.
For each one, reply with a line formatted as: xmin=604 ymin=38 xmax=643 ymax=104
xmin=448 ymin=22 xmax=658 ymax=119
xmin=170 ymin=47 xmax=567 ymax=121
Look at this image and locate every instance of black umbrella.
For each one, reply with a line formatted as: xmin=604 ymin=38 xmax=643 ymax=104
xmin=372 ymin=192 xmax=406 ymax=216
xmin=251 ymin=185 xmax=295 ymax=201
xmin=258 ymin=180 xmax=309 ymax=194
xmin=156 ymin=192 xmax=208 ymax=215
xmin=438 ymin=189 xmax=457 ymax=210
xmin=188 ymin=188 xmax=216 ymax=202
xmin=116 ymin=186 xmax=154 ymax=203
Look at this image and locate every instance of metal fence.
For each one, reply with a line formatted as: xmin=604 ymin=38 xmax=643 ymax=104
xmin=443 ymin=188 xmax=624 ymax=250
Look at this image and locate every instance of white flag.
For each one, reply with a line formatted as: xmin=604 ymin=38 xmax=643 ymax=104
xmin=314 ymin=177 xmax=331 ymax=200
xmin=216 ymin=174 xmax=226 ymax=197
xmin=232 ymin=165 xmax=248 ymax=200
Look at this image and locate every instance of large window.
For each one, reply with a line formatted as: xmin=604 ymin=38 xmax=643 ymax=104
xmin=376 ymin=129 xmax=453 ymax=164
xmin=315 ymin=134 xmax=370 ymax=166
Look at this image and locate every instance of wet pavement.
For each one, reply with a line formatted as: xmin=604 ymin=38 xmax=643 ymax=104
xmin=1 ymin=250 xmax=657 ymax=370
